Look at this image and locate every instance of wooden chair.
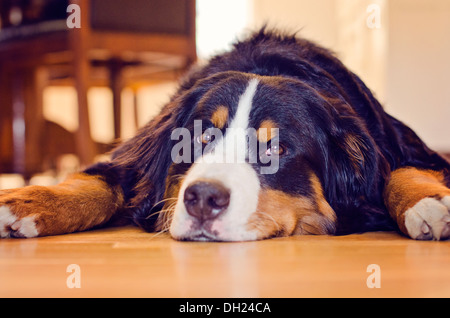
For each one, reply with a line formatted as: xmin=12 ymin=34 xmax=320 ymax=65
xmin=0 ymin=0 xmax=196 ymax=177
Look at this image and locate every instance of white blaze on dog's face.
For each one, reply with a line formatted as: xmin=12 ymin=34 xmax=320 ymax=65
xmin=164 ymin=73 xmax=337 ymax=241
xmin=170 ymin=79 xmax=261 ymax=241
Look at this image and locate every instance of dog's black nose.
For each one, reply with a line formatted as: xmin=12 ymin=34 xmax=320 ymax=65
xmin=184 ymin=181 xmax=230 ymax=221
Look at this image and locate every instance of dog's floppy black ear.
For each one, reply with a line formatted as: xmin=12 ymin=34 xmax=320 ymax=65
xmin=111 ymin=82 xmax=210 ymax=231
xmin=322 ymin=106 xmax=384 ymax=208
xmin=319 ymin=106 xmax=394 ymax=234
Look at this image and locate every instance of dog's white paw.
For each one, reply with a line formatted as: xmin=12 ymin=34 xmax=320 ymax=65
xmin=404 ymin=196 xmax=450 ymax=240
xmin=0 ymin=206 xmax=38 ymax=238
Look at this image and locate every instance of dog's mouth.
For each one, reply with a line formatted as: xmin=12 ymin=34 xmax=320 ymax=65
xmin=183 ymin=229 xmax=220 ymax=242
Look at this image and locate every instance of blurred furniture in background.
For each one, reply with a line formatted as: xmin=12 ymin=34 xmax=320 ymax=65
xmin=0 ymin=0 xmax=196 ymax=178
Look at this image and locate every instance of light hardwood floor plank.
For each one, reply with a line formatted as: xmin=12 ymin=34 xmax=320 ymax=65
xmin=1 ymin=226 xmax=449 ymax=297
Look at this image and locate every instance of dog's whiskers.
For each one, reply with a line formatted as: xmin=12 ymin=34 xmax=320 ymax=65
xmin=151 ymin=201 xmax=177 ymax=236
xmin=149 ymin=197 xmax=178 ymax=211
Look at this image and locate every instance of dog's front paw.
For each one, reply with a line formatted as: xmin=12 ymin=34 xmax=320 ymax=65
xmin=0 ymin=186 xmax=52 ymax=238
xmin=404 ymin=196 xmax=450 ymax=240
xmin=0 ymin=206 xmax=38 ymax=238
xmin=1 ymin=173 xmax=123 ymax=239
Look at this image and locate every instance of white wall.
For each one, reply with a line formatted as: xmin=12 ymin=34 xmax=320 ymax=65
xmin=386 ymin=0 xmax=450 ymax=152
xmin=196 ymin=0 xmax=254 ymax=59
xmin=251 ymin=0 xmax=337 ymax=47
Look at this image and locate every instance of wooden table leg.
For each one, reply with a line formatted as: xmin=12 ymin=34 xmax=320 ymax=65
xmin=109 ymin=59 xmax=124 ymax=141
xmin=0 ymin=63 xmax=14 ymax=173
xmin=73 ymin=55 xmax=97 ymax=167
xmin=71 ymin=0 xmax=98 ymax=167
xmin=7 ymin=66 xmax=46 ymax=178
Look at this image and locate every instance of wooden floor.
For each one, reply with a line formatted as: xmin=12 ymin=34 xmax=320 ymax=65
xmin=1 ymin=226 xmax=449 ymax=298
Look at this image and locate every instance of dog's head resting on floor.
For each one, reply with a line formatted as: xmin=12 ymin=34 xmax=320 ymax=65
xmin=116 ymin=29 xmax=388 ymax=241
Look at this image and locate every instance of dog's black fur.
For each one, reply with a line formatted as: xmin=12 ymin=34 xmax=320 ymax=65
xmin=83 ymin=28 xmax=450 ymax=236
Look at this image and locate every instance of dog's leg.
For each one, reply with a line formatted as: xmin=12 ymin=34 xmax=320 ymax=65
xmin=0 ymin=172 xmax=124 ymax=238
xmin=384 ymin=167 xmax=450 ymax=240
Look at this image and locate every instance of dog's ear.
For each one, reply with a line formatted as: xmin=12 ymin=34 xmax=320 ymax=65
xmin=112 ymin=81 xmax=212 ymax=230
xmin=319 ymin=110 xmax=394 ymax=235
xmin=321 ymin=106 xmax=384 ymax=210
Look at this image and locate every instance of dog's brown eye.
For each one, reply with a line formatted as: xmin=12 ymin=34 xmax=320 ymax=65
xmin=196 ymin=131 xmax=213 ymax=144
xmin=265 ymin=143 xmax=285 ymax=156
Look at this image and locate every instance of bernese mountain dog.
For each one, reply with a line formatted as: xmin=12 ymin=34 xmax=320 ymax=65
xmin=1 ymin=28 xmax=450 ymax=241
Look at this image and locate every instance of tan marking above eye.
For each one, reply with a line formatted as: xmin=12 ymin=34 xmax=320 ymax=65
xmin=257 ymin=120 xmax=278 ymax=143
xmin=211 ymin=106 xmax=229 ymax=129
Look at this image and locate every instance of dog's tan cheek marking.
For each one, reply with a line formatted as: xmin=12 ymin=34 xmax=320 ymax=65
xmin=211 ymin=106 xmax=229 ymax=129
xmin=257 ymin=120 xmax=278 ymax=143
xmin=248 ymin=189 xmax=303 ymax=237
xmin=248 ymin=187 xmax=335 ymax=238
xmin=309 ymin=173 xmax=337 ymax=234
